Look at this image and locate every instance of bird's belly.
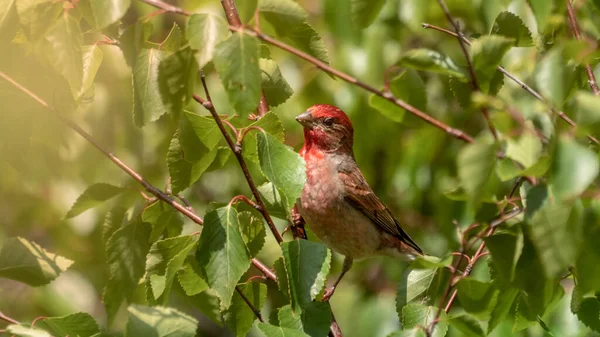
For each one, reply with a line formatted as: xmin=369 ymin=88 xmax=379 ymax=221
xmin=298 ymin=173 xmax=381 ymax=259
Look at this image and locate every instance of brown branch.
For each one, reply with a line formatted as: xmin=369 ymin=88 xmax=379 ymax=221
xmin=136 ymin=0 xmax=474 ymax=143
xmin=422 ymin=23 xmax=600 ymax=145
xmin=220 ymin=0 xmax=270 ymax=117
xmin=0 ymin=311 xmax=19 ymax=325
xmin=139 ymin=0 xmax=190 ymax=15
xmin=566 ymin=0 xmax=600 ymax=95
xmin=193 ymin=75 xmax=284 ymax=244
xmin=235 ymin=286 xmax=264 ymax=322
xmin=436 ymin=0 xmax=499 ymax=141
xmin=428 ymin=179 xmax=524 ymax=335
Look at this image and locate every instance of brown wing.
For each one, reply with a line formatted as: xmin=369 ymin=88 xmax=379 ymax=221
xmin=340 ymin=170 xmax=423 ymax=254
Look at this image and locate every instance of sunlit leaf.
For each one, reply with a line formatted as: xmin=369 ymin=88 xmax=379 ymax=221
xmin=66 ymin=183 xmax=123 ymax=218
xmin=177 ymin=256 xmax=209 ymax=296
xmin=36 ymin=313 xmax=100 ymax=337
xmin=126 ymin=305 xmax=198 ymax=337
xmin=397 ymin=49 xmax=465 ymax=78
xmin=490 ymin=12 xmax=534 ymax=47
xmin=457 ymin=140 xmax=498 ymax=208
xmin=257 ymin=323 xmax=311 ymax=337
xmin=82 ymin=0 xmax=130 ymax=30
xmin=551 ymin=137 xmax=599 ymax=200
xmin=238 ymin=211 xmax=266 ymax=257
xmin=260 ymin=58 xmax=293 ymax=107
xmin=133 ymin=49 xmax=167 ymax=127
xmin=187 ymin=13 xmax=228 ymax=68
xmin=242 ymin=112 xmax=284 ymax=163
xmin=401 ymin=304 xmax=448 ymax=337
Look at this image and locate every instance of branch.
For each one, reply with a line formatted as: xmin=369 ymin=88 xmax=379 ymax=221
xmin=566 ymin=0 xmax=600 ymax=95
xmin=137 ymin=0 xmax=474 ymax=143
xmin=193 ymin=74 xmax=283 ymax=244
xmin=422 ymin=23 xmax=600 ymax=145
xmin=0 ymin=311 xmax=19 ymax=325
xmin=220 ymin=0 xmax=269 ymax=117
xmin=235 ymin=286 xmax=264 ymax=322
xmin=436 ymin=0 xmax=499 ymax=141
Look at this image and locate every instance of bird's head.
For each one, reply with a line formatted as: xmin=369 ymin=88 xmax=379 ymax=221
xmin=296 ymin=104 xmax=354 ymax=154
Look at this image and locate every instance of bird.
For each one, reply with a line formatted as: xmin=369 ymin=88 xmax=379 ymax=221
xmin=295 ymin=104 xmax=423 ymax=301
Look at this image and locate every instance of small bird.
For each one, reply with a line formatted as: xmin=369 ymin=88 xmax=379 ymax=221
xmin=295 ymin=104 xmax=423 ymax=300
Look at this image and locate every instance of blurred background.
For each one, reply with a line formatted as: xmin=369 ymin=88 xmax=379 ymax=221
xmin=1 ymin=0 xmax=598 ymax=336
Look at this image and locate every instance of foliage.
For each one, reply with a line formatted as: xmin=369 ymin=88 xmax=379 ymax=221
xmin=1 ymin=0 xmax=600 ymax=336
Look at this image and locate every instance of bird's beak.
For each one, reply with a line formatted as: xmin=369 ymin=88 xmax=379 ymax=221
xmin=295 ymin=111 xmax=314 ymax=128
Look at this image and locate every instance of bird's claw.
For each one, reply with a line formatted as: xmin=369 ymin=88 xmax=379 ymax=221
xmin=321 ymin=286 xmax=336 ymax=301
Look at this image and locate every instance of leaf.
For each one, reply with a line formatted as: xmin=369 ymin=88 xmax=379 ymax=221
xmin=158 ymin=47 xmax=198 ymax=117
xmin=576 ymin=223 xmax=600 ymax=293
xmin=278 ymin=302 xmax=332 ymax=337
xmin=259 ymin=0 xmax=307 ymax=26
xmin=257 ymin=132 xmax=306 ymax=211
xmin=167 ymin=130 xmax=219 ymax=193
xmin=0 ymin=237 xmax=73 ymax=286
xmin=187 ymin=13 xmax=228 ymax=69
xmin=257 ymin=323 xmax=310 ymax=337
xmin=79 ymin=45 xmax=103 ymax=98
xmin=182 ymin=110 xmax=224 ymax=149
xmin=83 ymin=0 xmax=130 ymax=29
xmin=42 ymin=14 xmax=83 ymax=98
xmin=455 ymin=279 xmax=499 ymax=319
xmin=572 ymin=91 xmax=600 ymax=126
xmin=448 ymin=314 xmax=485 ymax=337
xmin=469 ymin=35 xmax=514 ymax=91
xmin=7 ymin=324 xmax=52 ymax=337
xmin=103 ymin=219 xmax=150 ymax=323
xmin=534 ymin=47 xmax=578 ymax=109
xmin=397 ymin=267 xmax=438 ymax=313
xmin=141 ymin=201 xmax=184 ymax=243
xmin=238 ymin=211 xmax=266 ymax=257
xmin=126 ymin=305 xmax=198 ymax=337
xmin=256 ymin=182 xmax=288 ymax=219
xmin=146 ymin=234 xmax=199 ymax=304
xmin=206 ymin=147 xmax=231 ymax=171
xmin=551 ymin=137 xmax=599 ymax=200
xmin=242 ymin=112 xmax=284 ymax=163
xmin=0 ymin=0 xmax=18 ymax=44
xmin=526 ymin=0 xmax=553 ymax=32
xmin=280 ymin=240 xmax=331 ymax=310
xmin=213 ymin=32 xmax=261 ymax=115
xmin=575 ymin=296 xmax=600 ymax=332
xmin=224 ymin=282 xmax=267 ymax=337
xmin=490 ymin=12 xmax=534 ymax=47
xmin=397 ymin=49 xmax=465 ymax=78
xmin=14 ymin=0 xmax=62 ymax=41
xmin=401 ymin=304 xmax=448 ymax=337
xmin=276 ymin=23 xmax=329 ymax=65
xmin=133 ymin=49 xmax=167 ymax=127
xmin=196 ymin=206 xmax=251 ymax=309
xmin=484 ymin=230 xmax=523 ymax=283
xmin=177 ymin=256 xmax=209 ymax=296
xmin=369 ymin=70 xmax=427 ymax=123
xmin=351 ymin=0 xmax=385 ymax=28
xmin=160 ymin=23 xmax=183 ymax=53
xmin=457 ymin=140 xmax=498 ymax=208
xmin=66 ymin=183 xmax=123 ymax=218
xmin=487 ymin=287 xmax=519 ymax=334
xmin=505 ymin=131 xmax=543 ymax=169
xmin=36 ymin=313 xmax=100 ymax=337
xmin=260 ymin=58 xmax=293 ymax=107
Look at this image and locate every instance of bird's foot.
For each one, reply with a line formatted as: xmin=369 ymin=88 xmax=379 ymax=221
xmin=321 ymin=286 xmax=336 ymax=301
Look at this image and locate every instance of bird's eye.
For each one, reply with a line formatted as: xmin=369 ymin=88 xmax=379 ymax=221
xmin=323 ymin=117 xmax=334 ymax=126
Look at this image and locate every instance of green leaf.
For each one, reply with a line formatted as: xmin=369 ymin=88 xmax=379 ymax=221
xmin=487 ymin=287 xmax=519 ymax=334
xmin=576 ymin=222 xmax=600 ymax=293
xmin=182 ymin=110 xmax=224 ymax=149
xmin=242 ymin=112 xmax=284 ymax=163
xmin=260 ymin=58 xmax=293 ymax=107
xmin=42 ymin=14 xmax=83 ymax=98
xmin=133 ymin=49 xmax=167 ymax=127
xmin=36 ymin=313 xmax=100 ymax=337
xmin=457 ymin=140 xmax=498 ymax=208
xmin=82 ymin=0 xmax=130 ymax=29
xmin=369 ymin=70 xmax=427 ymax=123
xmin=167 ymin=131 xmax=219 ymax=193
xmin=534 ymin=47 xmax=578 ymax=109
xmin=257 ymin=131 xmax=306 ymax=211
xmin=575 ymin=296 xmax=600 ymax=332
xmin=526 ymin=0 xmax=553 ymax=32
xmin=455 ymin=279 xmax=499 ymax=319
xmin=187 ymin=13 xmax=228 ymax=69
xmin=572 ymin=91 xmax=600 ymax=126
xmin=505 ymin=131 xmax=543 ymax=169
xmin=141 ymin=201 xmax=184 ymax=242
xmin=160 ymin=23 xmax=183 ymax=53
xmin=257 ymin=323 xmax=310 ymax=337
xmin=257 ymin=182 xmax=288 ymax=219
xmin=79 ymin=45 xmax=103 ymax=97
xmin=0 ymin=237 xmax=73 ymax=286
xmin=551 ymin=137 xmax=599 ymax=200
xmin=397 ymin=267 xmax=438 ymax=313
xmin=214 ymin=32 xmax=261 ymax=115
xmin=281 ymin=240 xmax=331 ymax=310
xmin=224 ymin=282 xmax=267 ymax=337
xmin=0 ymin=0 xmax=18 ymax=44
xmin=103 ymin=219 xmax=150 ymax=323
xmin=490 ymin=12 xmax=534 ymax=47
xmin=397 ymin=49 xmax=465 ymax=78
xmin=278 ymin=302 xmax=332 ymax=337
xmin=15 ymin=0 xmax=62 ymax=41
xmin=196 ymin=206 xmax=251 ymax=309
xmin=469 ymin=35 xmax=514 ymax=91
xmin=484 ymin=230 xmax=523 ymax=283
xmin=146 ymin=234 xmax=199 ymax=304
xmin=238 ymin=211 xmax=266 ymax=257
xmin=177 ymin=256 xmax=209 ymax=296
xmin=351 ymin=0 xmax=385 ymax=28
xmin=158 ymin=47 xmax=198 ymax=117
xmin=206 ymin=147 xmax=231 ymax=171
xmin=274 ymin=257 xmax=290 ymax=300
xmin=7 ymin=324 xmax=52 ymax=337
xmin=259 ymin=0 xmax=307 ymax=25
xmin=66 ymin=183 xmax=123 ymax=218
xmin=126 ymin=305 xmax=198 ymax=337
xmin=448 ymin=314 xmax=485 ymax=337
xmin=401 ymin=304 xmax=448 ymax=337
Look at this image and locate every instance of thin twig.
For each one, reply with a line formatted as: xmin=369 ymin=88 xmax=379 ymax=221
xmin=422 ymin=22 xmax=600 ymax=145
xmin=194 ymin=75 xmax=284 ymax=244
xmin=436 ymin=0 xmax=499 ymax=141
xmin=136 ymin=0 xmax=474 ymax=143
xmin=0 ymin=311 xmax=19 ymax=325
xmin=566 ymin=0 xmax=600 ymax=95
xmin=139 ymin=0 xmax=191 ymax=15
xmin=235 ymin=286 xmax=264 ymax=322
